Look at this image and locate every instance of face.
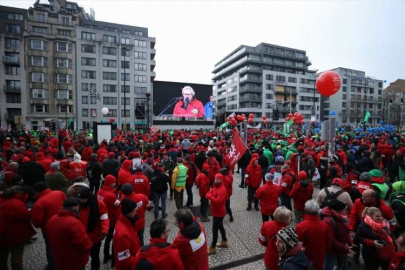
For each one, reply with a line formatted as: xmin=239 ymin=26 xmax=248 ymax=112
xmin=396 ymin=236 xmax=404 ymax=251
xmin=162 ymin=225 xmax=170 ymax=240
xmin=127 ymin=208 xmax=137 ymax=219
xmin=371 ymin=211 xmax=383 ymax=223
xmin=362 ymin=193 xmax=375 ymax=205
xmin=182 ymin=90 xmax=194 ymax=101
xmin=276 ymin=237 xmax=285 ymax=254
xmin=254 ymin=160 xmax=259 ymax=166
xmin=214 ymin=179 xmax=221 ymax=186
xmin=275 ymin=164 xmax=282 ymax=171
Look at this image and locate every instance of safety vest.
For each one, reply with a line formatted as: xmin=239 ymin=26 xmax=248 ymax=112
xmin=372 ymin=182 xmax=390 ymax=199
xmin=175 ymin=164 xmax=188 ymax=187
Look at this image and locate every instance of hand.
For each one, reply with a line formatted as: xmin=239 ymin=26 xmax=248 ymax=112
xmin=101 ymin=233 xmax=107 ymax=241
xmin=374 ymin=240 xmax=384 ymax=249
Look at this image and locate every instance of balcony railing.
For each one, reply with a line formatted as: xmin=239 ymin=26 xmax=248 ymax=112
xmin=240 ymin=95 xmax=262 ymax=102
xmin=239 ymin=86 xmax=262 ymax=93
xmin=3 ymin=85 xmax=21 ymax=92
xmin=2 ymin=56 xmax=20 ymax=65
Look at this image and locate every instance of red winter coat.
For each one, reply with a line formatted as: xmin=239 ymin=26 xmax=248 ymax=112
xmin=133 ymin=238 xmax=184 ymax=269
xmin=185 ymin=163 xmax=196 ymax=186
xmin=195 ymin=173 xmax=210 ymax=198
xmin=114 ymin=215 xmax=141 ymax=270
xmin=97 ymin=185 xmax=120 ymax=228
xmin=290 ymin=181 xmax=314 ymax=212
xmin=63 ymin=140 xmax=73 ymax=153
xmin=259 ymin=220 xmax=289 ymax=269
xmin=245 ymin=162 xmax=262 ymax=189
xmin=130 ymin=172 xmax=150 ymax=197
xmin=206 ymin=182 xmax=227 ymax=218
xmin=36 ymin=153 xmax=52 ymax=173
xmin=118 ymin=160 xmax=133 ymax=187
xmin=0 ymin=195 xmax=36 ymax=247
xmin=223 ymin=175 xmax=233 ymax=199
xmin=280 ymin=169 xmax=296 ymax=195
xmin=389 ymin=252 xmax=405 ymax=270
xmin=355 ymin=181 xmax=372 ymax=194
xmin=203 ymin=158 xmax=220 ymax=184
xmin=122 ymin=192 xmax=148 ymax=232
xmin=322 ymin=207 xmax=353 ymax=255
xmin=70 ymin=161 xmax=87 ymax=180
xmin=46 ymin=209 xmax=92 ymax=270
xmin=255 ymin=182 xmax=281 ymax=216
xmin=172 ymin=222 xmax=209 ymax=270
xmin=81 ymin=146 xmax=93 ymax=162
xmin=32 ymin=189 xmax=66 ymax=235
xmin=296 ymin=214 xmax=330 ymax=270
xmin=79 ymin=199 xmax=109 ymax=245
xmin=344 ymin=170 xmax=359 ymax=192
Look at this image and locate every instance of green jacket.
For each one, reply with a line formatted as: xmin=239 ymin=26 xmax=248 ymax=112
xmin=175 ymin=164 xmax=188 ymax=187
xmin=263 ymin=148 xmax=273 ymax=165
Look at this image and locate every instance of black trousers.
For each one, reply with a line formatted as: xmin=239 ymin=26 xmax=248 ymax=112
xmin=89 ymin=180 xmax=100 ymax=194
xmin=104 ymin=227 xmax=115 ymax=265
xmin=44 ymin=234 xmax=56 ymax=270
xmin=174 ymin=189 xmax=184 ymax=209
xmin=225 ymin=198 xmax=233 ymax=218
xmin=186 ymin=185 xmax=193 ymax=207
xmin=200 ymin=197 xmax=209 ymax=217
xmin=247 ymin=186 xmax=259 ymax=206
xmin=262 ymin=214 xmax=274 ymax=223
xmin=90 ymin=241 xmax=102 ymax=270
xmin=137 ymin=229 xmax=144 ymax=247
xmin=211 ymin=217 xmax=227 ymax=248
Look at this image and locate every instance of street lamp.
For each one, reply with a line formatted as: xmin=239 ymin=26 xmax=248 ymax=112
xmin=122 ymin=47 xmax=127 ymax=131
xmin=146 ymin=92 xmax=151 ymax=131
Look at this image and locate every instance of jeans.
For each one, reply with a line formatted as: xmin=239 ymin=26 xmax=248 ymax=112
xmin=137 ymin=229 xmax=144 ymax=247
xmin=225 ymin=198 xmax=233 ymax=218
xmin=280 ymin=193 xmax=292 ymax=211
xmin=211 ymin=217 xmax=227 ymax=247
xmin=185 ymin=185 xmax=193 ymax=207
xmin=174 ymin=189 xmax=184 ymax=209
xmin=323 ymin=254 xmax=348 ymax=270
xmin=200 ymin=197 xmax=209 ymax=217
xmin=247 ymin=186 xmax=259 ymax=206
xmin=89 ymin=180 xmax=100 ymax=194
xmin=44 ymin=234 xmax=56 ymax=270
xmin=104 ymin=226 xmax=115 ymax=265
xmin=0 ymin=244 xmax=24 ymax=270
xmin=153 ymin=192 xmax=167 ymax=218
xmin=90 ymin=241 xmax=102 ymax=270
xmin=240 ymin=167 xmax=246 ymax=187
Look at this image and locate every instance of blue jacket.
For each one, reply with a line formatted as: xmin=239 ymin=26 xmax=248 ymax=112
xmin=279 ymin=249 xmax=311 ymax=270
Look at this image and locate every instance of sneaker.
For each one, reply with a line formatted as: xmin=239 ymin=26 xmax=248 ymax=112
xmin=217 ymin=241 xmax=228 ymax=248
xmin=208 ymin=247 xmax=217 ymax=255
xmin=254 ymin=205 xmax=260 ymax=211
xmin=230 ymin=216 xmax=234 ymax=222
xmin=246 ymin=205 xmax=252 ymax=211
xmin=162 ymin=213 xmax=168 ymax=219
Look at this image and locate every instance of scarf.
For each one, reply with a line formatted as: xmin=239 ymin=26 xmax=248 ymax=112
xmin=364 ymin=215 xmax=393 ymax=244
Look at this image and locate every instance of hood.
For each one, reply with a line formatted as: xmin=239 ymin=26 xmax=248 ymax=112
xmin=180 ymin=221 xmax=202 ymax=239
xmin=300 ymin=180 xmax=310 ymax=188
xmin=122 ymin=160 xmax=132 ymax=170
xmin=73 ymin=153 xmax=81 ymax=162
xmin=281 ymin=246 xmax=309 ymax=268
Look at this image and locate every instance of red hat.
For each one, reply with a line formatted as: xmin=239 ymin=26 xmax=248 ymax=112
xmin=104 ymin=175 xmax=116 ymax=185
xmin=142 ymin=152 xmax=149 ymax=158
xmin=108 ymin=152 xmax=115 ymax=158
xmin=215 ymin=173 xmax=224 ymax=181
xmin=22 ymin=157 xmax=30 ymax=163
xmin=298 ymin=171 xmax=307 ymax=180
xmin=331 ymin=178 xmax=344 ymax=187
xmin=36 ymin=152 xmax=44 ymax=158
xmin=202 ymin=164 xmax=210 ymax=171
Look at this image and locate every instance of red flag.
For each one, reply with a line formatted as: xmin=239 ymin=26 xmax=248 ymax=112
xmin=229 ymin=128 xmax=248 ymax=167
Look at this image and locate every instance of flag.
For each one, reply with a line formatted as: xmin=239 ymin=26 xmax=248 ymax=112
xmin=220 ymin=121 xmax=229 ymax=129
xmin=229 ymin=129 xmax=248 ymax=167
xmin=226 ymin=112 xmax=236 ymax=120
xmin=364 ymin=110 xmax=371 ymax=122
xmin=288 ymin=119 xmax=294 ymax=127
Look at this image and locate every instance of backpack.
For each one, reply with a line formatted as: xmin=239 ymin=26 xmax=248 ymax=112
xmin=320 ymin=188 xmax=345 ymax=208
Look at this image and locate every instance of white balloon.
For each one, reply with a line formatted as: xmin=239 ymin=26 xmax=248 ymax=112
xmin=102 ymin=107 xmax=109 ymax=115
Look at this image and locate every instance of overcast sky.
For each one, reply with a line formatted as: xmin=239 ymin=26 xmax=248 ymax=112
xmin=3 ymin=0 xmax=404 ymax=87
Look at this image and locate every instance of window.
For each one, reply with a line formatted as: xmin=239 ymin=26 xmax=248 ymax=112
xmin=104 ymin=109 xmax=117 ymax=117
xmin=56 ymin=90 xmax=71 ymax=99
xmin=121 ymin=49 xmax=130 ymax=57
xmin=121 ymin=37 xmax=130 ymax=44
xmin=7 ymin=12 xmax=24 ymax=21
xmin=227 ymin=95 xmax=237 ymax=102
xmin=6 ymin=66 xmax=20 ymax=76
xmin=82 ymin=109 xmax=89 ymax=117
xmin=31 ymin=56 xmax=47 ymax=66
xmin=103 ymin=85 xmax=116 ymax=93
xmin=30 ymin=39 xmax=47 ymax=50
xmin=134 ymin=39 xmax=147 ymax=48
xmin=121 ymin=109 xmax=131 ymax=118
xmin=81 ymin=32 xmax=96 ymax=41
xmin=343 ymin=94 xmax=346 ymax=100
xmin=121 ymin=85 xmax=130 ymax=93
xmin=57 ymin=42 xmax=72 ymax=52
xmin=33 ymin=26 xmax=47 ymax=34
xmin=135 ymin=31 xmax=143 ymax=36
xmin=265 ymin=93 xmax=273 ymax=99
xmin=5 ymin=24 xmax=21 ymax=34
xmin=82 ymin=70 xmax=96 ymax=79
xmin=265 ymin=74 xmax=273 ymax=80
xmin=103 ymin=72 xmax=117 ymax=80
xmin=121 ymin=61 xmax=130 ymax=69
xmin=227 ymin=104 xmax=237 ymax=110
xmin=378 ymin=90 xmax=382 ymax=95
xmin=59 ymin=106 xmax=72 ymax=113
xmin=57 ymin=58 xmax=72 ymax=68
xmin=5 ymin=38 xmax=20 ymax=48
xmin=31 ymin=73 xmax=48 ymax=82
xmin=103 ymin=97 xmax=117 ymax=105
xmin=82 ymin=83 xmax=96 ymax=91
xmin=81 ymin=58 xmax=96 ymax=66
xmin=6 ymin=80 xmax=21 ymax=91
xmin=121 ymin=73 xmax=130 ymax=81
xmin=134 ymin=63 xmax=147 ymax=71
xmin=61 ymin=17 xmax=69 ymax=26
xmin=276 ymin=75 xmax=285 ymax=82
xmin=56 ymin=74 xmax=73 ymax=84
xmin=103 ymin=35 xmax=117 ymax=43
xmin=266 ymin=84 xmax=273 ymax=90
xmin=134 ymin=51 xmax=147 ymax=60
xmin=82 ymin=96 xmax=88 ymax=104
xmin=103 ymin=59 xmax=117 ymax=68
xmin=32 ymin=89 xmax=48 ymax=99
xmin=343 ymin=86 xmax=347 ymax=92
xmin=37 ymin=14 xmax=45 ymax=22
xmin=379 ymin=82 xmax=383 ymax=88
xmin=6 ymin=93 xmax=21 ymax=104
xmin=343 ymin=78 xmax=347 ymax=84
xmin=134 ymin=75 xmax=147 ymax=83
xmin=34 ymin=105 xmax=48 ymax=113
xmin=57 ymin=29 xmax=71 ymax=36
xmin=82 ymin=44 xmax=96 ymax=53
xmin=288 ymin=77 xmax=297 ymax=83
xmin=102 ymin=46 xmax=116 ymax=55
xmin=121 ymin=98 xmax=130 ymax=105
xmin=135 ymin=87 xmax=147 ymax=94
xmin=122 ymin=29 xmax=130 ymax=34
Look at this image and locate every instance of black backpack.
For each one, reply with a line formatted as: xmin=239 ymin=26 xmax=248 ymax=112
xmin=321 ymin=188 xmax=345 ymax=208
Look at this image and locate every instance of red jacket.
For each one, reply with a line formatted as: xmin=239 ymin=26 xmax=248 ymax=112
xmin=36 ymin=154 xmax=52 ymax=173
xmin=97 ymin=185 xmax=120 ymax=228
xmin=389 ymin=252 xmax=405 ymax=270
xmin=114 ymin=215 xmax=141 ymax=270
xmin=349 ymin=198 xmax=395 ymax=231
xmin=134 ymin=238 xmax=184 ymax=270
xmin=195 ymin=173 xmax=210 ymax=198
xmin=185 ymin=163 xmax=196 ymax=186
xmin=255 ymin=182 xmax=281 ymax=216
xmin=355 ymin=181 xmax=372 ymax=194
xmin=70 ymin=161 xmax=87 ymax=180
xmin=81 ymin=146 xmax=93 ymax=162
xmin=280 ymin=169 xmax=296 ymax=195
xmin=122 ymin=192 xmax=148 ymax=232
xmin=206 ymin=182 xmax=227 ymax=217
xmin=63 ymin=140 xmax=73 ymax=153
xmin=296 ymin=214 xmax=330 ymax=270
xmin=32 ymin=189 xmax=66 ymax=235
xmin=130 ymin=172 xmax=150 ymax=197
xmin=46 ymin=209 xmax=92 ymax=270
xmin=245 ymin=162 xmax=262 ymax=189
xmin=223 ymin=175 xmax=233 ymax=199
xmin=118 ymin=160 xmax=133 ymax=187
xmin=203 ymin=158 xmax=220 ymax=184
xmin=259 ymin=220 xmax=289 ymax=269
xmin=0 ymin=195 xmax=36 ymax=247
xmin=173 ymin=99 xmax=205 ymax=118
xmin=79 ymin=199 xmax=109 ymax=245
xmin=172 ymin=222 xmax=209 ymax=270
xmin=344 ymin=170 xmax=359 ymax=192
xmin=290 ymin=181 xmax=314 ymax=212
xmin=322 ymin=207 xmax=353 ymax=255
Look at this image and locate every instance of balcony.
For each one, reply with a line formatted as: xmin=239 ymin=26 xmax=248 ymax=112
xmin=240 ymin=75 xmax=262 ymax=83
xmin=276 ymin=105 xmax=297 ymax=112
xmin=216 ymin=99 xmax=226 ymax=107
xmin=3 ymin=85 xmax=21 ymax=93
xmin=276 ymin=89 xmax=298 ymax=95
xmin=2 ymin=56 xmax=20 ymax=66
xmin=239 ymin=86 xmax=262 ymax=93
xmin=240 ymin=95 xmax=262 ymax=102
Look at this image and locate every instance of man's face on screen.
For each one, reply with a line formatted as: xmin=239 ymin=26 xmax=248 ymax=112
xmin=182 ymin=90 xmax=194 ymax=102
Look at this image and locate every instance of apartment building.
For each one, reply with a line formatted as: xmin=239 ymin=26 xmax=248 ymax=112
xmin=382 ymin=79 xmax=405 ymax=129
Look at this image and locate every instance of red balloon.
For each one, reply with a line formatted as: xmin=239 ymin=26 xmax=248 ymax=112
xmin=241 ymin=116 xmax=246 ymax=122
xmin=300 ymin=120 xmax=305 ymax=125
xmin=230 ymin=119 xmax=237 ymax=126
xmin=294 ymin=118 xmax=300 ymax=124
xmin=264 ymin=120 xmax=268 ymax=125
xmin=249 ymin=113 xmax=254 ymax=119
xmin=242 ymin=114 xmax=246 ymax=118
xmin=236 ymin=115 xmax=243 ymax=121
xmin=248 ymin=118 xmax=254 ymax=124
xmin=316 ymin=71 xmax=342 ymax=97
xmin=262 ymin=115 xmax=267 ymax=120
xmin=288 ymin=113 xmax=293 ymax=118
xmin=109 ymin=117 xmax=115 ymax=123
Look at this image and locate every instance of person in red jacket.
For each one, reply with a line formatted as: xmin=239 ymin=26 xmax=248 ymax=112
xmin=258 ymin=206 xmax=292 ymax=270
xmin=195 ymin=164 xmax=211 ymax=222
xmin=245 ymin=158 xmax=262 ymax=211
xmin=130 ymin=166 xmax=150 ymax=197
xmin=36 ymin=152 xmax=52 ymax=173
xmin=279 ymin=164 xmax=295 ymax=211
xmin=255 ymin=173 xmax=282 ymax=223
xmin=343 ymin=163 xmax=359 ymax=192
xmin=32 ymin=182 xmax=66 ymax=270
xmin=77 ymin=187 xmax=109 ymax=270
xmin=290 ymin=171 xmax=314 ymax=223
xmin=206 ymin=173 xmax=228 ymax=255
xmin=46 ymin=197 xmax=92 ymax=270
xmin=172 ymin=86 xmax=204 ymax=118
xmin=0 ymin=186 xmax=36 ymax=270
xmin=220 ymin=166 xmax=234 ymax=222
xmin=70 ymin=154 xmax=87 ymax=181
xmin=117 ymin=159 xmax=132 ymax=188
xmin=81 ymin=144 xmax=94 ymax=162
xmin=172 ymin=209 xmax=209 ymax=270
xmin=62 ymin=138 xmax=73 ymax=154
xmin=390 ymin=232 xmax=405 ymax=270
xmin=97 ymin=175 xmax=120 ymax=265
xmin=203 ymin=153 xmax=220 ymax=185
xmin=121 ymin=183 xmax=149 ymax=247
xmin=296 ymin=200 xmax=330 ymax=270
xmin=134 ymin=219 xmax=184 ymax=269
xmin=114 ymin=198 xmax=141 ymax=270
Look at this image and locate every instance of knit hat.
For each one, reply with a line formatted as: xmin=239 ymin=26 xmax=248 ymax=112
xmin=202 ymin=164 xmax=210 ymax=171
xmin=215 ymin=173 xmax=224 ymax=181
xmin=146 ymin=158 xmax=153 ymax=166
xmin=50 ymin=161 xmax=60 ymax=170
xmin=121 ymin=183 xmax=133 ymax=195
xmin=77 ymin=187 xmax=92 ymax=199
xmin=265 ymin=173 xmax=274 ymax=181
xmin=121 ymin=198 xmax=137 ymax=216
xmin=298 ymin=171 xmax=307 ymax=180
xmin=63 ymin=197 xmax=81 ymax=208
xmin=327 ymin=199 xmax=347 ymax=212
xmin=331 ymin=178 xmax=344 ymax=188
xmin=369 ymin=169 xmax=383 ymax=178
xmin=22 ymin=157 xmax=30 ymax=163
xmin=275 ymin=156 xmax=285 ymax=164
xmin=276 ymin=228 xmax=298 ymax=255
xmin=104 ymin=175 xmax=116 ymax=185
xmin=359 ymin=172 xmax=371 ymax=182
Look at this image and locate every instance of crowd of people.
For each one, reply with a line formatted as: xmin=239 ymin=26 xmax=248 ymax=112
xmin=1 ymin=127 xmax=405 ymax=270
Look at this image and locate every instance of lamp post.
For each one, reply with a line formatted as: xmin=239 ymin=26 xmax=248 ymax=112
xmin=146 ymin=92 xmax=151 ymax=132
xmin=122 ymin=47 xmax=127 ymax=131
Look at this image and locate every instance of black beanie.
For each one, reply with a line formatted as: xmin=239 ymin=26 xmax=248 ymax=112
xmin=121 ymin=183 xmax=133 ymax=195
xmin=328 ymin=199 xmax=347 ymax=212
xmin=77 ymin=187 xmax=92 ymax=199
xmin=63 ymin=197 xmax=81 ymax=208
xmin=121 ymin=198 xmax=137 ymax=216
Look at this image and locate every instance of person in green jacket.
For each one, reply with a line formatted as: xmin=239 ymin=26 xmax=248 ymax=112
xmin=369 ymin=169 xmax=390 ymax=199
xmin=263 ymin=147 xmax=274 ymax=166
xmin=171 ymin=158 xmax=188 ymax=210
xmin=45 ymin=161 xmax=69 ymax=193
